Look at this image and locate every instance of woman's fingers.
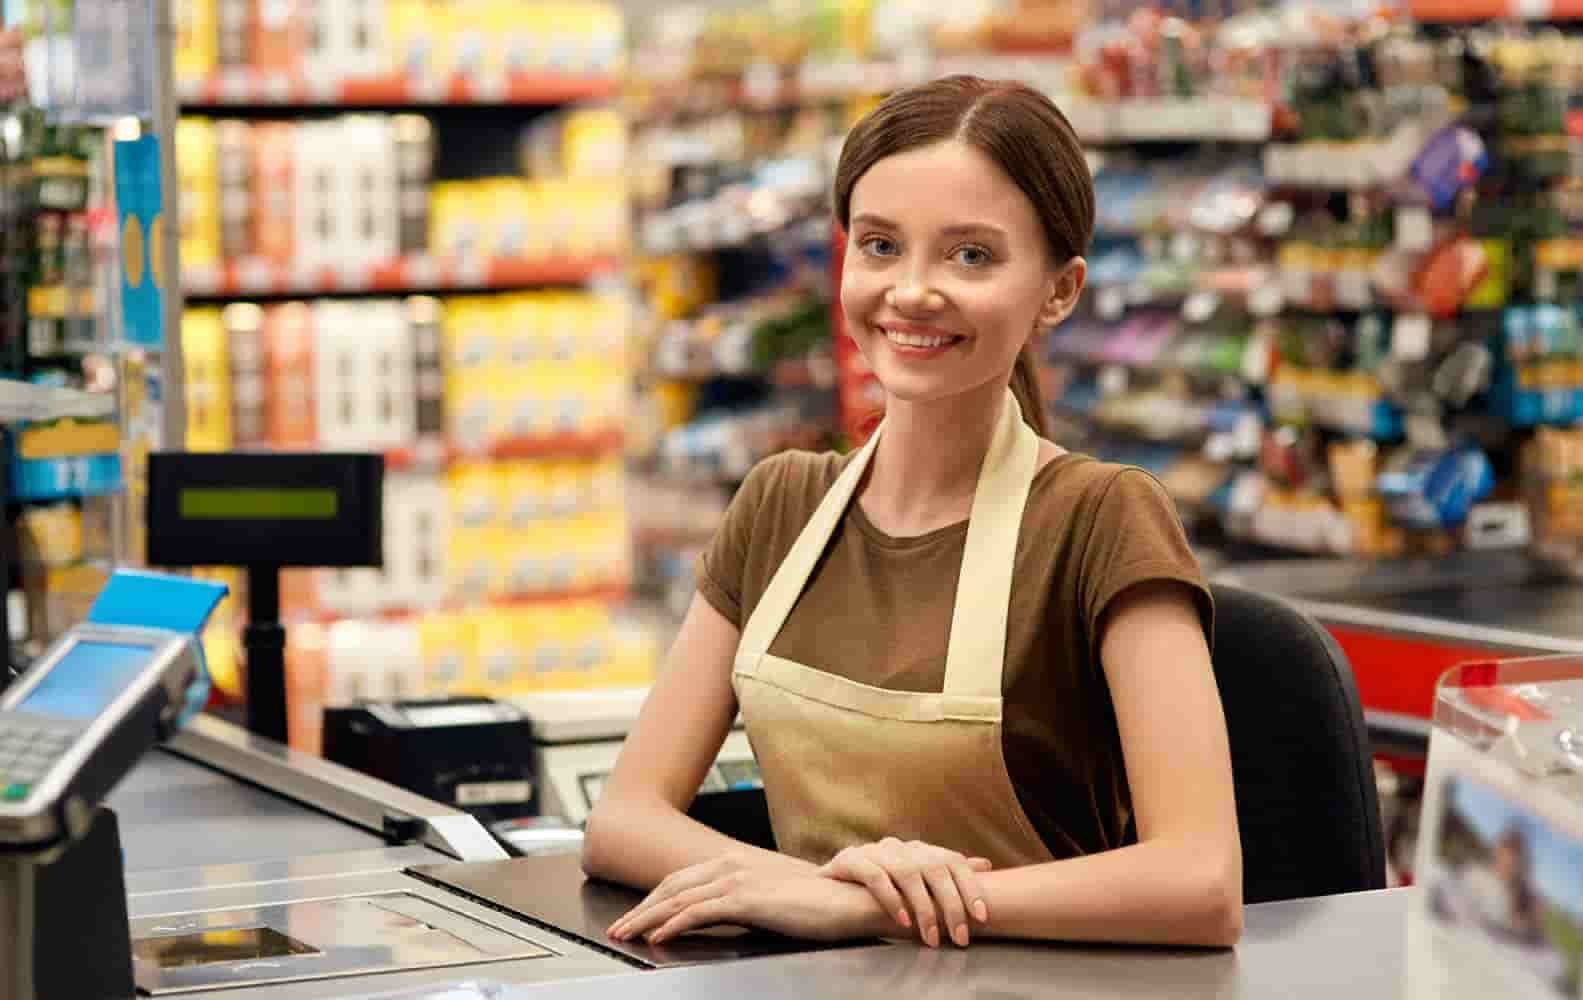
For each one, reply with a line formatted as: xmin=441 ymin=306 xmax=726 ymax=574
xmin=648 ymin=895 xmax=739 ymax=946
xmin=608 ymin=860 xmax=731 ymax=939
xmin=610 ymin=879 xmax=731 ymax=942
xmin=825 ymin=851 xmax=911 ymax=929
xmin=921 ymin=862 xmax=971 ymax=947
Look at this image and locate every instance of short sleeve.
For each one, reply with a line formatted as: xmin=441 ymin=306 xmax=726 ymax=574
xmin=1080 ymin=469 xmax=1214 ymax=661
xmin=694 ymin=457 xmax=783 ymax=628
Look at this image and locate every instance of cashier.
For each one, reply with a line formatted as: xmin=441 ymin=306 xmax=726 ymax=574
xmin=585 ymin=76 xmax=1241 ymax=951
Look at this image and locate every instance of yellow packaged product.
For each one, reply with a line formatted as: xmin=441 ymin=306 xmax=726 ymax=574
xmin=495 ymin=293 xmax=529 ymax=367
xmin=18 ymin=504 xmax=82 ymax=567
xmin=182 ymin=308 xmax=233 ymax=451
xmin=418 ymin=611 xmax=477 ymax=695
xmin=561 ymin=108 xmax=626 ymax=178
xmin=174 ymin=0 xmax=217 ymax=85
xmin=175 ymin=118 xmax=220 ymax=269
xmin=472 ymin=608 xmax=525 ymax=693
xmin=504 ymin=461 xmax=547 ymax=527
xmin=503 ymin=1 xmax=552 ymax=75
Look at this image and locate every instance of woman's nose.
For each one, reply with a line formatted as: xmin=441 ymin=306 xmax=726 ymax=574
xmin=886 ymin=279 xmax=941 ymax=312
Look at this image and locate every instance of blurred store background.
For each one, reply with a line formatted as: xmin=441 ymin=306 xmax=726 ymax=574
xmin=8 ymin=0 xmax=1583 ymax=879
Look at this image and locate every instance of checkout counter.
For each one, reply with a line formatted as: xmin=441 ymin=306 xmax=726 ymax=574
xmin=7 ymin=452 xmax=1565 ymax=999
xmin=106 ymin=718 xmax=1414 ymax=1000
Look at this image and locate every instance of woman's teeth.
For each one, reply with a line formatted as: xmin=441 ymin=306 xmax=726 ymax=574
xmin=882 ymin=327 xmax=959 ymax=348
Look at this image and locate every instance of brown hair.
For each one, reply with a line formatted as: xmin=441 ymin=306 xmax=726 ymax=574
xmin=834 ymin=76 xmax=1095 ymax=438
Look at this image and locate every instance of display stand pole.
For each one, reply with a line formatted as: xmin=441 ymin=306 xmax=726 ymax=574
xmin=243 ymin=566 xmax=286 ymax=743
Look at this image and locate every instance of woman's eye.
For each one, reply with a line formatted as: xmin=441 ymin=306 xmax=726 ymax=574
xmin=859 ymin=236 xmax=897 ymax=257
xmin=953 ymin=245 xmax=993 ymax=267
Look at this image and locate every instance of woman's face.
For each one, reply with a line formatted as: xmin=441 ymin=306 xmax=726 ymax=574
xmin=840 ymin=139 xmax=1079 ymax=410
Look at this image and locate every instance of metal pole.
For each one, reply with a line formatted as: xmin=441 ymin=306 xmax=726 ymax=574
xmin=150 ymin=0 xmax=182 ymax=451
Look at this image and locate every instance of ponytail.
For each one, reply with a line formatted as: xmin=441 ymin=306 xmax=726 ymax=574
xmin=1009 ymin=345 xmax=1049 ymax=438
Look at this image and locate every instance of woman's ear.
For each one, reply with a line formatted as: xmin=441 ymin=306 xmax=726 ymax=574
xmin=1037 ymin=257 xmax=1087 ymax=330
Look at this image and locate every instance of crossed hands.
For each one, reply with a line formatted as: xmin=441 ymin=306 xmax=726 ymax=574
xmin=607 ymin=838 xmax=993 ymax=949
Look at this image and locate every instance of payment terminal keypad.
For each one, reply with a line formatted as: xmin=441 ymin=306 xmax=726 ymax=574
xmin=0 ymin=716 xmax=78 ymax=800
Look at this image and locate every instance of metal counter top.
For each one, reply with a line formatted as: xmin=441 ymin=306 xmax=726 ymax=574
xmin=108 ymin=748 xmax=386 ymax=874
xmin=464 ymin=887 xmax=1413 ymax=1000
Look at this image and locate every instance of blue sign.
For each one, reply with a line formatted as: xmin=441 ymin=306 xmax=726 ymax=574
xmin=113 ymin=134 xmax=164 ymax=348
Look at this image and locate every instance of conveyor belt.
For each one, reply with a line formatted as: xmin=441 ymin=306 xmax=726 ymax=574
xmin=1345 ymin=582 xmax=1583 ymax=639
xmin=107 ymin=747 xmax=385 ymax=874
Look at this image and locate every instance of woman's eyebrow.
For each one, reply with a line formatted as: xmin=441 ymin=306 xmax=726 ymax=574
xmin=852 ymin=213 xmax=1008 ymax=242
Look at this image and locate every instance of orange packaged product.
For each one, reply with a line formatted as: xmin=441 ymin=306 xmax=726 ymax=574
xmin=249 ymin=0 xmax=302 ymax=73
xmin=251 ymin=122 xmax=295 ymax=264
xmin=263 ymin=301 xmax=318 ymax=447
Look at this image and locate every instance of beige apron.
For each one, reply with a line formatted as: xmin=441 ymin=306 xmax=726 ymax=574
xmin=732 ymin=389 xmax=1055 ymax=869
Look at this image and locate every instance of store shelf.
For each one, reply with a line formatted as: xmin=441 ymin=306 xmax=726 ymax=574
xmin=382 ymin=429 xmax=626 ymax=472
xmin=183 ymin=255 xmax=622 ymax=299
xmin=178 ymin=71 xmax=620 ymax=109
xmin=0 ymin=379 xmax=114 ymax=424
xmin=303 ymin=583 xmax=631 ymax=626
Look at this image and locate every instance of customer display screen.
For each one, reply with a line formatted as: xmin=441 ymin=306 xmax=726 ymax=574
xmin=15 ymin=640 xmax=156 ymax=720
xmin=178 ymin=487 xmax=339 ymax=520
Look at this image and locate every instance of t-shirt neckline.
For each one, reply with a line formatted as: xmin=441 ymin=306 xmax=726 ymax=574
xmin=844 ymin=451 xmax=1086 ymax=551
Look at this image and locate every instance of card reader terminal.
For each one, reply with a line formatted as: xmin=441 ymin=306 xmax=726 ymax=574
xmin=0 ymin=626 xmax=204 ymax=848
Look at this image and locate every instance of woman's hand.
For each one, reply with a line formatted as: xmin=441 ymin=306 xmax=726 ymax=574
xmin=819 ymin=838 xmax=993 ymax=948
xmin=607 ymin=857 xmax=885 ymax=946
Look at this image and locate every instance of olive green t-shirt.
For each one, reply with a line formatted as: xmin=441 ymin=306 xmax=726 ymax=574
xmin=695 ymin=448 xmax=1214 ymax=859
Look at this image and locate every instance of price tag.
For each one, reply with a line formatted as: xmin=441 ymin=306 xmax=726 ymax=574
xmin=1395 ymin=206 xmax=1433 ymax=252
xmin=1392 ymin=314 xmax=1432 ymax=362
xmin=262 ymin=72 xmax=292 ymax=103
xmin=405 ymin=254 xmax=438 ymax=288
xmin=456 ymin=255 xmax=487 ymax=288
xmin=337 ymin=258 xmax=372 ymax=291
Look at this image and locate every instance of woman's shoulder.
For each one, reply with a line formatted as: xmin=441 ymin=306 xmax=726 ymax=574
xmin=735 ymin=448 xmax=850 ymax=517
xmin=1029 ymin=452 xmax=1174 ymax=516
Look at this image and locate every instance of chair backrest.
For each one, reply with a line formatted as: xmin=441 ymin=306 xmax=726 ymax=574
xmin=1209 ymin=583 xmax=1387 ymax=904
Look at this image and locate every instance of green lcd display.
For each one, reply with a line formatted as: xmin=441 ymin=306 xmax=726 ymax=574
xmin=178 ymin=488 xmax=339 ymax=520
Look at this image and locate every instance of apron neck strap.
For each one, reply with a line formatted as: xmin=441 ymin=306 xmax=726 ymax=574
xmin=736 ymin=389 xmax=1041 ymax=699
xmin=942 ymin=390 xmax=1040 ymax=698
xmin=737 ymin=424 xmax=883 ymax=660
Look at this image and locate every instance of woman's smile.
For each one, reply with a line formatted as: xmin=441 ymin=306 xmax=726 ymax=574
xmin=877 ymin=321 xmax=968 ymax=358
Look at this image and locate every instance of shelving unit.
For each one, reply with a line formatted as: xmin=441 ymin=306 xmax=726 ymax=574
xmin=165 ymin=1 xmax=648 ymax=743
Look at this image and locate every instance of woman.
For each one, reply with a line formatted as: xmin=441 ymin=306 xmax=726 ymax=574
xmin=584 ymin=76 xmax=1242 ymax=951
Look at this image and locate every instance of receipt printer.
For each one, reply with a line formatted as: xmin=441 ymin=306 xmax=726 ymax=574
xmin=322 ymin=697 xmax=537 ymax=825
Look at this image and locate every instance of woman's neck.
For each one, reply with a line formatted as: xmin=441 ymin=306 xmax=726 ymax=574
xmin=858 ymin=381 xmax=1004 ymax=538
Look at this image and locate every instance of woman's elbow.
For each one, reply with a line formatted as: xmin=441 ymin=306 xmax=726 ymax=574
xmin=580 ymin=802 xmax=618 ymax=881
xmin=1189 ymin=851 xmax=1244 ymax=947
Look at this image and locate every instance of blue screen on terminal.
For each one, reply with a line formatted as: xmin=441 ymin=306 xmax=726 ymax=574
xmin=16 ymin=641 xmax=156 ymax=721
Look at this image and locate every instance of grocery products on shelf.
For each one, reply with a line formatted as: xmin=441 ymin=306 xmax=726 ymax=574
xmin=177 ymin=111 xmax=627 ymax=294
xmin=174 ymin=0 xmax=624 ymax=104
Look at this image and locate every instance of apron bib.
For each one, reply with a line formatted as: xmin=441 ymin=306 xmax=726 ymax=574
xmin=732 ymin=389 xmax=1054 ymax=869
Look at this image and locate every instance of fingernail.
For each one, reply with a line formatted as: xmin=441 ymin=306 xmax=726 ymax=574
xmin=953 ymin=924 xmax=969 ymax=947
xmin=925 ymin=926 xmax=939 ymax=948
xmin=973 ymin=900 xmax=989 ymax=922
xmin=897 ymin=909 xmax=912 ymax=928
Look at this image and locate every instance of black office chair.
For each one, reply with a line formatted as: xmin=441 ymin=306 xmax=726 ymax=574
xmin=1209 ymin=583 xmax=1387 ymax=904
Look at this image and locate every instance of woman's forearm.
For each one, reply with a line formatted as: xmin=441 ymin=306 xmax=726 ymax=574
xmin=581 ymin=795 xmax=813 ymax=890
xmin=979 ymin=838 xmax=1242 ymax=948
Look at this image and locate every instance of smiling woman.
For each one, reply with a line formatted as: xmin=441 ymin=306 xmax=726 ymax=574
xmin=583 ymin=76 xmax=1241 ymax=955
